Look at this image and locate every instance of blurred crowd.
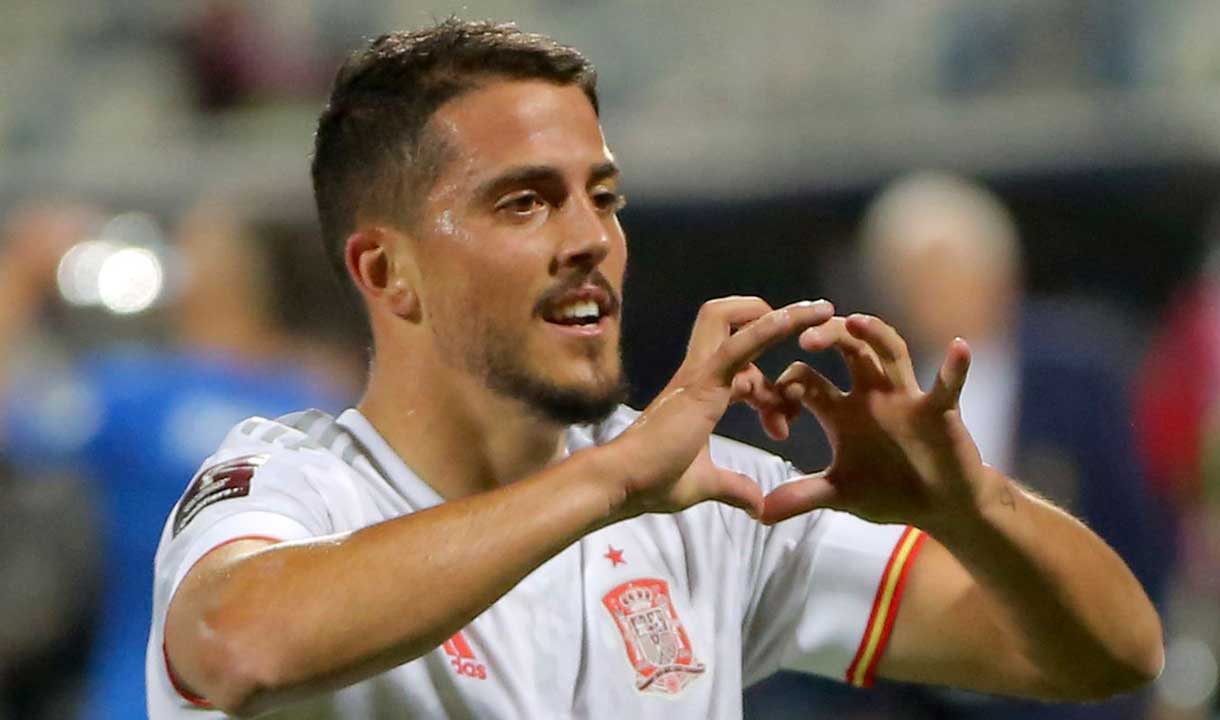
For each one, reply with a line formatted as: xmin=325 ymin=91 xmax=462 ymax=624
xmin=0 ymin=195 xmax=364 ymax=720
xmin=3 ymin=2 xmax=1220 ymax=720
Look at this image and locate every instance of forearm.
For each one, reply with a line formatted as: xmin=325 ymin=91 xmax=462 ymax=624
xmin=168 ymin=446 xmax=626 ymax=714
xmin=932 ymin=468 xmax=1163 ymax=698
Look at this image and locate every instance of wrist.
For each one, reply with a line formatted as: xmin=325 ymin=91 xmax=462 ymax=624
xmin=926 ymin=465 xmax=1017 ymax=543
xmin=568 ymin=445 xmax=635 ymax=530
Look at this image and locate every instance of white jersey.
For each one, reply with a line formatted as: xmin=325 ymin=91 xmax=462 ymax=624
xmin=147 ymin=406 xmax=926 ymax=719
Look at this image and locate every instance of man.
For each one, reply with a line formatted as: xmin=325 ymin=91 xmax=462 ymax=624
xmin=148 ymin=20 xmax=1162 ymax=719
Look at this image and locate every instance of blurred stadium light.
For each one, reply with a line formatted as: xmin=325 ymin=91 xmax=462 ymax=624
xmin=55 ymin=211 xmax=168 ymax=314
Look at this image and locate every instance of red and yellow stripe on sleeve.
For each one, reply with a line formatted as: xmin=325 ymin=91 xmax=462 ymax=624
xmin=845 ymin=526 xmax=927 ymax=688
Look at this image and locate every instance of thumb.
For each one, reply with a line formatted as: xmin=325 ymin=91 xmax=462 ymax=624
xmin=761 ymin=472 xmax=839 ymax=525
xmin=707 ymin=468 xmax=765 ymax=520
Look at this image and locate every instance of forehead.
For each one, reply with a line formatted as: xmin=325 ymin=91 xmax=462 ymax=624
xmin=429 ymin=80 xmax=611 ymax=184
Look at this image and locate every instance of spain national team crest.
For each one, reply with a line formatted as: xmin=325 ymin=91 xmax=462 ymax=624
xmin=602 ymin=578 xmax=705 ymax=695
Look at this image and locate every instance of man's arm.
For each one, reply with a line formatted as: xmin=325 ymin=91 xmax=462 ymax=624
xmin=765 ymin=315 xmax=1162 ymax=700
xmin=166 ymin=450 xmax=633 ymax=714
xmin=881 ymin=476 xmax=1161 ymax=699
xmin=164 ymin=298 xmax=834 ymax=717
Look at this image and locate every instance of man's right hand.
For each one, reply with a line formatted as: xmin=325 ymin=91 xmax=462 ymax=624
xmin=607 ymin=297 xmax=834 ymax=521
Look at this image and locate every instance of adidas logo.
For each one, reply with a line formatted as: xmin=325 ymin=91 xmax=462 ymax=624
xmin=443 ymin=631 xmax=487 ymax=680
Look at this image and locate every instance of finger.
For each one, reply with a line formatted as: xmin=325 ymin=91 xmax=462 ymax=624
xmin=781 ymin=382 xmax=806 ymax=408
xmin=731 ymin=365 xmax=794 ymax=440
xmin=776 ymin=361 xmax=843 ymax=415
xmin=844 ymin=314 xmax=919 ymax=391
xmin=760 ymin=472 xmax=840 ymax=525
xmin=711 ymin=300 xmax=835 ymax=383
xmin=927 ymin=337 xmax=972 ymax=411
xmin=687 ymin=296 xmax=773 ymax=360
xmin=708 ymin=468 xmax=765 ymax=520
xmin=798 ymin=317 xmax=886 ymax=389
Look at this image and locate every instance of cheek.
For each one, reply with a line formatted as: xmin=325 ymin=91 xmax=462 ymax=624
xmin=423 ymin=243 xmax=541 ymax=320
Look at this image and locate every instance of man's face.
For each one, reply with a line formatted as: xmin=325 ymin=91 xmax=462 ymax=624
xmin=401 ymin=80 xmax=628 ymax=424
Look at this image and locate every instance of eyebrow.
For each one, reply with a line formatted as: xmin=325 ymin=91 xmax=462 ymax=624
xmin=474 ymin=161 xmax=621 ymax=202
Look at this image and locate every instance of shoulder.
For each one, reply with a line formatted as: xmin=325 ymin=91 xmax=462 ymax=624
xmin=205 ymin=409 xmax=352 ymax=472
xmin=170 ymin=409 xmax=363 ymax=535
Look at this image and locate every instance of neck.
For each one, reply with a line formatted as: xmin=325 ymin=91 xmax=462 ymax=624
xmin=357 ymin=346 xmax=568 ymax=500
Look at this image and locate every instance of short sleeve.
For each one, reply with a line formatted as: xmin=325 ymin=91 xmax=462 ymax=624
xmin=739 ymin=478 xmax=926 ymax=688
xmin=155 ymin=449 xmax=336 ymax=602
xmin=148 ymin=417 xmax=354 ymax=714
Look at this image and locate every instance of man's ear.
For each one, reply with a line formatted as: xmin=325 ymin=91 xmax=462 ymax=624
xmin=345 ymin=226 xmax=421 ymax=321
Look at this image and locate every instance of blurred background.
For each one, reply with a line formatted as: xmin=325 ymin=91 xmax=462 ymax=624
xmin=1 ymin=1 xmax=1218 ymax=719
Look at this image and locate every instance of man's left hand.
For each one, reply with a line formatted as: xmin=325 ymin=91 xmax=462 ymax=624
xmin=761 ymin=314 xmax=1002 ymax=531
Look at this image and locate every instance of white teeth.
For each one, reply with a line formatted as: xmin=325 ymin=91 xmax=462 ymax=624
xmin=556 ymin=300 xmax=600 ymax=321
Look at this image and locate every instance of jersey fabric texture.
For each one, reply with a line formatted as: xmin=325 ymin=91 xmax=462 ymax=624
xmin=147 ymin=406 xmax=924 ymax=719
xmin=4 ymin=346 xmax=344 ymax=720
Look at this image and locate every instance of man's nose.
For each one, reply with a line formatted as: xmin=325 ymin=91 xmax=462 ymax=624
xmin=554 ymin=197 xmax=611 ymax=271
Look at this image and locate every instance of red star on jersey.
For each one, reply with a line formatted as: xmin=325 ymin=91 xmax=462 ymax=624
xmin=604 ymin=545 xmax=626 ymax=567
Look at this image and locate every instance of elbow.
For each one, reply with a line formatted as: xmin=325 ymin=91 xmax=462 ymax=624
xmin=1111 ymin=628 xmax=1166 ymax=694
xmin=173 ymin=609 xmax=297 ymax=717
xmin=1081 ymin=654 xmax=1163 ymax=701
xmin=1047 ymin=622 xmax=1165 ymax=701
xmin=1055 ymin=652 xmax=1162 ymax=702
xmin=1107 ymin=609 xmax=1167 ymax=695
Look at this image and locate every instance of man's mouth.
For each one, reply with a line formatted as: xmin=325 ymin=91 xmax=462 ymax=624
xmin=546 ymin=298 xmax=603 ymax=326
xmin=536 ymin=278 xmax=619 ymax=329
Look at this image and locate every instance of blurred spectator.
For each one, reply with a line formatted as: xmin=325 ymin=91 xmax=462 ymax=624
xmin=0 ymin=196 xmax=360 ymax=719
xmin=747 ymin=171 xmax=1166 ymax=719
xmin=180 ymin=1 xmax=331 ymax=112
xmin=0 ymin=459 xmax=99 ymax=720
xmin=0 ymin=202 xmax=103 ymax=720
xmin=1136 ymin=229 xmax=1220 ymax=718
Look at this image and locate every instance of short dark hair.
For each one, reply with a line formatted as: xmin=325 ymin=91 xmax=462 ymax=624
xmin=311 ymin=18 xmax=599 ymax=284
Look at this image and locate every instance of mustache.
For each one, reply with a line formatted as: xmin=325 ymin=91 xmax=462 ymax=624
xmin=533 ymin=271 xmax=621 ymax=317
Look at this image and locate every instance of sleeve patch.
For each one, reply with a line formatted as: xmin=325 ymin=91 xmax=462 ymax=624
xmin=173 ymin=454 xmax=268 ymax=536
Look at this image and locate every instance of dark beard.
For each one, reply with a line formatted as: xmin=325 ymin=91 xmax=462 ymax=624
xmin=436 ymin=310 xmax=629 ymax=426
xmin=483 ymin=339 xmax=629 ymax=425
xmin=487 ymin=365 xmax=629 ymax=425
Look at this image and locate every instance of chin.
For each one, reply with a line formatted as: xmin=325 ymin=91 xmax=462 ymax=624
xmin=477 ymin=328 xmax=627 ymax=424
xmin=489 ymin=365 xmax=629 ymax=426
xmin=527 ymin=386 xmax=626 ymax=426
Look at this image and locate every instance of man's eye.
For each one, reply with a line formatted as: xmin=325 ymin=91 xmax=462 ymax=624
xmin=594 ymin=191 xmax=627 ymax=213
xmin=496 ymin=192 xmax=546 ymax=216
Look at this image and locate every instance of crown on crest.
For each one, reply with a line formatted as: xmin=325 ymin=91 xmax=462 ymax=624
xmin=620 ymin=585 xmax=654 ymax=612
